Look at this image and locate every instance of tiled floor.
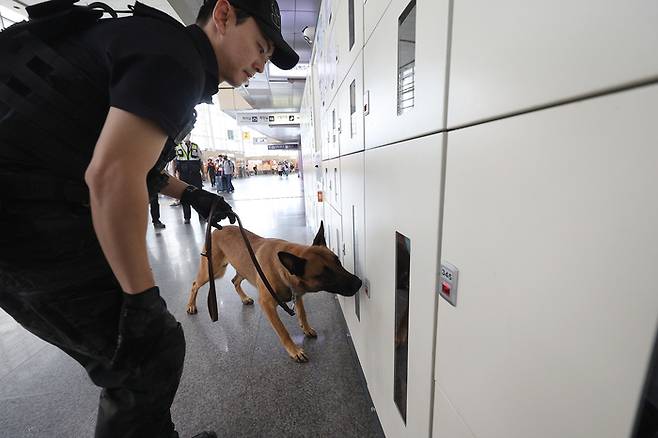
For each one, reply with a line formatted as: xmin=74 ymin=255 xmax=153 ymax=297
xmin=0 ymin=173 xmax=384 ymax=438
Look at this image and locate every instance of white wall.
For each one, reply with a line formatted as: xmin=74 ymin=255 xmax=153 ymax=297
xmin=190 ymin=98 xmax=243 ymax=153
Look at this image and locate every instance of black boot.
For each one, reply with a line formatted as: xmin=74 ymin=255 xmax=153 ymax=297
xmin=153 ymin=220 xmax=166 ymax=229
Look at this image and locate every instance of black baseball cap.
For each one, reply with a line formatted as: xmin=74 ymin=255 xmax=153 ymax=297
xmin=228 ymin=0 xmax=299 ymax=70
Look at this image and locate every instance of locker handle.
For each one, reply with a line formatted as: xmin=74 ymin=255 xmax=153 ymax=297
xmin=364 ymin=90 xmax=370 ymax=116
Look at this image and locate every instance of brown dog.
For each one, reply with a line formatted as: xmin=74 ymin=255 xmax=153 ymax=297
xmin=186 ymin=221 xmax=362 ymax=362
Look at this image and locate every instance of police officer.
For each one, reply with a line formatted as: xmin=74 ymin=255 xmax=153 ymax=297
xmin=175 ymin=136 xmax=204 ymax=223
xmin=0 ymin=0 xmax=298 ymax=437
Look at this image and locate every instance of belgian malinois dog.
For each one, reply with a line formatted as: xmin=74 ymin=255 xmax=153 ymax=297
xmin=186 ymin=221 xmax=362 ymax=362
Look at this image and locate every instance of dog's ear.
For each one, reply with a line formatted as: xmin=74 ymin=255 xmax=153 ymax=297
xmin=277 ymin=252 xmax=307 ymax=277
xmin=312 ymin=221 xmax=326 ymax=246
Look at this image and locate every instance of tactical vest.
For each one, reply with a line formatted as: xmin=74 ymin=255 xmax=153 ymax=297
xmin=175 ymin=142 xmax=202 ymax=161
xmin=0 ymin=0 xmax=195 ymax=202
xmin=174 ymin=142 xmax=203 ymax=180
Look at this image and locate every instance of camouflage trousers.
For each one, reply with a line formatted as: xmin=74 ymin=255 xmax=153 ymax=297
xmin=0 ymin=200 xmax=185 ymax=438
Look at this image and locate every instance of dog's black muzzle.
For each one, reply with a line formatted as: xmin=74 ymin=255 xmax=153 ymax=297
xmin=336 ymin=276 xmax=362 ymax=297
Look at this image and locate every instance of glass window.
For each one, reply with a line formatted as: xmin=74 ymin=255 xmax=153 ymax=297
xmin=394 ymin=232 xmax=411 ymax=423
xmin=227 ymin=129 xmax=234 ymax=140
xmin=350 ymin=79 xmax=357 ymax=139
xmin=332 ymin=109 xmax=336 ymax=143
xmin=397 ymin=1 xmax=416 ymax=116
xmin=348 ymin=0 xmax=355 ymax=50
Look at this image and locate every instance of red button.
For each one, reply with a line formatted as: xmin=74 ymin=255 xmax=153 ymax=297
xmin=441 ymin=282 xmax=451 ymax=296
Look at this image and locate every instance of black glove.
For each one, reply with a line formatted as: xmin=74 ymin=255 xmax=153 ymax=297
xmin=110 ymin=286 xmax=178 ymax=371
xmin=180 ymin=186 xmax=236 ymax=227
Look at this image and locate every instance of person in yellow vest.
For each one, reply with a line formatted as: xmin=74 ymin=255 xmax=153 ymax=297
xmin=174 ymin=137 xmax=204 ymax=223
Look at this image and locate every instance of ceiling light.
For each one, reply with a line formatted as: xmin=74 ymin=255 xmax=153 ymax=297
xmin=268 ymin=63 xmax=309 ymax=80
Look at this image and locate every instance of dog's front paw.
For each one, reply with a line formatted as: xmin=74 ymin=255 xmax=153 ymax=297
xmin=287 ymin=345 xmax=309 ymax=363
xmin=241 ymin=296 xmax=254 ymax=305
xmin=302 ymin=326 xmax=317 ymax=338
xmin=186 ymin=304 xmax=198 ymax=315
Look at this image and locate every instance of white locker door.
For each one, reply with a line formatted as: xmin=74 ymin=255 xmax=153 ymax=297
xmin=364 ymin=0 xmax=392 ymax=43
xmin=364 ymin=133 xmax=443 ymax=438
xmin=316 ymin=46 xmax=328 ymax=112
xmin=338 ymin=51 xmax=365 ymax=156
xmin=321 ymin=163 xmax=328 ymax=207
xmin=314 ymin=201 xmax=323 ymax=236
xmin=448 ymin=0 xmax=658 ymax=128
xmin=322 ymin=158 xmax=340 ymax=213
xmin=338 ymin=152 xmax=366 ymax=359
xmin=328 ymin=158 xmax=341 ymax=214
xmin=316 ymin=0 xmax=332 ymax=64
xmin=332 ymin=0 xmax=348 ymax=94
xmin=311 ymin=60 xmax=323 ymax=122
xmin=320 ymin=111 xmax=330 ymax=160
xmin=323 ymin=201 xmax=333 ymax=252
xmin=326 ymin=20 xmax=339 ymax=104
xmin=326 ymin=204 xmax=342 ymax=260
xmin=435 ymin=85 xmax=658 ymax=438
xmin=333 ymin=0 xmax=364 ymax=91
xmin=328 ymin=102 xmax=340 ymax=159
xmin=363 ymin=0 xmax=449 ymax=149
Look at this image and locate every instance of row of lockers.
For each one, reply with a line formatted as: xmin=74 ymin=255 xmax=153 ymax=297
xmin=301 ymin=1 xmax=658 ymax=438
xmin=308 ymin=0 xmax=658 ymax=162
xmin=304 ymin=85 xmax=658 ymax=438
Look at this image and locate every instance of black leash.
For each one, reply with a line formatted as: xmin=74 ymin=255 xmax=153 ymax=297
xmin=202 ymin=201 xmax=219 ymax=321
xmin=201 ymin=200 xmax=295 ymax=322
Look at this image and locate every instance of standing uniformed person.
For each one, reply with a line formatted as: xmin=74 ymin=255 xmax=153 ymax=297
xmin=175 ymin=136 xmax=204 ymax=223
xmin=0 ymin=0 xmax=298 ymax=437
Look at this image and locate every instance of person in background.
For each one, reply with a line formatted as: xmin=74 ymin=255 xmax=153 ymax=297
xmin=206 ymin=157 xmax=217 ymax=187
xmin=222 ymin=156 xmax=235 ymax=192
xmin=149 ymin=195 xmax=166 ymax=229
xmin=175 ymin=137 xmax=204 ymax=223
xmin=216 ymin=155 xmax=226 ymax=192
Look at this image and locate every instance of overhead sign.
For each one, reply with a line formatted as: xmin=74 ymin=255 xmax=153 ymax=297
xmin=237 ymin=113 xmax=301 ymax=126
xmin=267 ymin=143 xmax=299 ymax=150
xmin=268 ymin=63 xmax=309 ymax=79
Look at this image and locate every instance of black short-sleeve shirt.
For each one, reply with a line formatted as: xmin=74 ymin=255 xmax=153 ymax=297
xmin=0 ymin=5 xmax=218 ymax=181
xmin=79 ymin=10 xmax=219 ymax=139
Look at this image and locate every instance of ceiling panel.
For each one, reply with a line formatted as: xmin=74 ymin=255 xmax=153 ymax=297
xmin=294 ymin=10 xmax=318 ymax=28
xmin=277 ymin=0 xmax=297 ymax=11
xmin=295 ymin=0 xmax=322 ymax=12
xmin=280 ymin=11 xmax=296 ymax=34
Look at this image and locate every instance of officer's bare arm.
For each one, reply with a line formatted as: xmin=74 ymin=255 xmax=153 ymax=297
xmin=85 ymin=107 xmax=169 ymax=294
xmin=159 ymin=172 xmax=191 ymax=199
